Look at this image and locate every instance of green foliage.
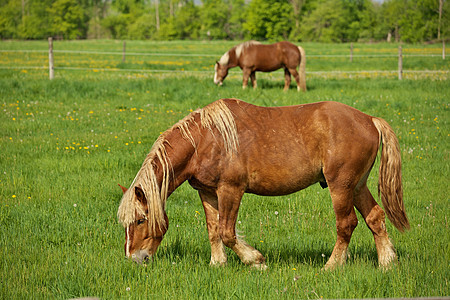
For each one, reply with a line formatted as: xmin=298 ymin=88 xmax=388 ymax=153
xmin=380 ymin=0 xmax=449 ymax=43
xmin=200 ymin=0 xmax=229 ymax=39
xmin=0 ymin=0 xmax=21 ymax=38
xmin=102 ymin=13 xmax=130 ymax=39
xmin=243 ymin=0 xmax=293 ymax=41
xmin=173 ymin=3 xmax=200 ymax=40
xmin=47 ymin=0 xmax=86 ymax=39
xmin=157 ymin=17 xmax=179 ymax=40
xmin=18 ymin=15 xmax=48 ymax=39
xmin=300 ymin=0 xmax=348 ymax=42
xmin=128 ymin=14 xmax=157 ymax=40
xmin=0 ymin=0 xmax=449 ymax=42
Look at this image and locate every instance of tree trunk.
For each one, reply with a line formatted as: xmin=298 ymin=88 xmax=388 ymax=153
xmin=438 ymin=0 xmax=443 ymax=40
xmin=155 ymin=0 xmax=160 ymax=31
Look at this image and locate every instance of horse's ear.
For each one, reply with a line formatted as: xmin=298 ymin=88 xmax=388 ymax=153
xmin=135 ymin=186 xmax=147 ymax=206
xmin=118 ymin=184 xmax=128 ymax=194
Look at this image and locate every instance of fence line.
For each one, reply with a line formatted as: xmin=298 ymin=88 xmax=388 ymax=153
xmin=0 ymin=49 xmax=447 ymax=58
xmin=2 ymin=65 xmax=448 ymax=76
xmin=1 ymin=43 xmax=447 ymax=80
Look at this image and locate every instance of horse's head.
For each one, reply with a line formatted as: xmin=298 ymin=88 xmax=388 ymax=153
xmin=214 ymin=61 xmax=228 ymax=86
xmin=119 ymin=184 xmax=169 ymax=264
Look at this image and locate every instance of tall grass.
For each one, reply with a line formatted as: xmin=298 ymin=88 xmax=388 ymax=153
xmin=0 ymin=41 xmax=449 ymax=299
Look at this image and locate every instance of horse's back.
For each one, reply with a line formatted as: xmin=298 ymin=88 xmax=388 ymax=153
xmin=213 ymin=99 xmax=380 ymax=195
xmin=240 ymin=41 xmax=300 ymax=71
xmin=225 ymin=99 xmax=374 ymax=130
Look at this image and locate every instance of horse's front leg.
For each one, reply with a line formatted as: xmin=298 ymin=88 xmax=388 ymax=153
xmin=250 ymin=72 xmax=257 ymax=89
xmin=217 ymin=184 xmax=266 ymax=269
xmin=199 ymin=190 xmax=227 ymax=266
xmin=283 ymin=68 xmax=292 ymax=91
xmin=242 ymin=69 xmax=251 ymax=89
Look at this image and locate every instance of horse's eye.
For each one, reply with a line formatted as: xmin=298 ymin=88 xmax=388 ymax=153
xmin=137 ymin=219 xmax=146 ymax=225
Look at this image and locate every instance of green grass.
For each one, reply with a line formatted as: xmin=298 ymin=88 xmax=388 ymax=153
xmin=1 ymin=40 xmax=449 ymax=299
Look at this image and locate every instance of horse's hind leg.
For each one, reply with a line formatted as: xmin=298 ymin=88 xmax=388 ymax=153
xmin=288 ymin=68 xmax=301 ymax=92
xmin=199 ymin=190 xmax=227 ymax=266
xmin=283 ymin=68 xmax=292 ymax=91
xmin=324 ymin=185 xmax=359 ymax=270
xmin=250 ymin=72 xmax=257 ymax=89
xmin=354 ymin=185 xmax=397 ymax=269
xmin=217 ymin=185 xmax=266 ymax=269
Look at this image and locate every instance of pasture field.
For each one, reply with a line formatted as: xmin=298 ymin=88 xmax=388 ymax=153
xmin=0 ymin=40 xmax=449 ymax=299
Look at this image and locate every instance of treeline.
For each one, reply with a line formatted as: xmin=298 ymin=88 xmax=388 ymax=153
xmin=0 ymin=0 xmax=448 ymax=43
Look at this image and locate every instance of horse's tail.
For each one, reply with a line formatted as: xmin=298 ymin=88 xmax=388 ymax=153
xmin=372 ymin=117 xmax=410 ymax=232
xmin=297 ymin=46 xmax=307 ymax=92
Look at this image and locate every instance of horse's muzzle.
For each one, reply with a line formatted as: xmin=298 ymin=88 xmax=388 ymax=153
xmin=130 ymin=249 xmax=151 ymax=264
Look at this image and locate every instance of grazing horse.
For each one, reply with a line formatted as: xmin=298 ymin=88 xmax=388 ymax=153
xmin=118 ymin=99 xmax=409 ymax=270
xmin=214 ymin=41 xmax=307 ymax=91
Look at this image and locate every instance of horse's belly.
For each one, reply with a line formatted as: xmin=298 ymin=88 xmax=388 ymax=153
xmin=246 ymin=167 xmax=321 ymax=196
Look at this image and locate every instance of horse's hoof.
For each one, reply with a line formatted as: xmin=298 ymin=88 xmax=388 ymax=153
xmin=322 ymin=263 xmax=334 ymax=271
xmin=251 ymin=263 xmax=268 ymax=270
xmin=210 ymin=261 xmax=227 ymax=267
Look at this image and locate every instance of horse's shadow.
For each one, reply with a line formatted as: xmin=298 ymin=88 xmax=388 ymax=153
xmin=158 ymin=237 xmax=388 ymax=268
xmin=219 ymin=79 xmax=315 ymax=92
xmin=249 ymin=79 xmax=316 ymax=92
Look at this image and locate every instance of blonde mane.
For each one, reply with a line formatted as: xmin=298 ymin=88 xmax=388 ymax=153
xmin=235 ymin=41 xmax=261 ymax=59
xmin=218 ymin=41 xmax=261 ymax=65
xmin=117 ymin=99 xmax=239 ymax=233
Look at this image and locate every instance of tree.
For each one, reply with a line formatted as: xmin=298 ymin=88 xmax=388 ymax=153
xmin=343 ymin=0 xmax=378 ymax=42
xmin=299 ymin=0 xmax=348 ymax=42
xmin=243 ymin=0 xmax=293 ymax=41
xmin=224 ymin=0 xmax=246 ymax=39
xmin=173 ymin=2 xmax=200 ymax=39
xmin=128 ymin=13 xmax=157 ymax=39
xmin=47 ymin=0 xmax=86 ymax=39
xmin=199 ymin=0 xmax=229 ymax=39
xmin=0 ymin=0 xmax=21 ymax=38
xmin=288 ymin=0 xmax=305 ymax=40
xmin=102 ymin=13 xmax=130 ymax=39
xmin=380 ymin=0 xmax=448 ymax=43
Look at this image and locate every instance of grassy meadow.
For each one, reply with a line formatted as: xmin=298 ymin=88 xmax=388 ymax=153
xmin=0 ymin=40 xmax=449 ymax=299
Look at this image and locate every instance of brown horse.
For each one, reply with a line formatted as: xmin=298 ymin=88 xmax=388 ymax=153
xmin=118 ymin=99 xmax=409 ymax=270
xmin=214 ymin=41 xmax=307 ymax=91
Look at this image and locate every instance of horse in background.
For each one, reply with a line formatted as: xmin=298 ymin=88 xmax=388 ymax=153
xmin=214 ymin=41 xmax=307 ymax=91
xmin=118 ymin=99 xmax=409 ymax=270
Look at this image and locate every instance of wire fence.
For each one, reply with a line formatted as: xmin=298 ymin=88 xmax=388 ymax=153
xmin=0 ymin=49 xmax=446 ymax=58
xmin=0 ymin=40 xmax=448 ymax=80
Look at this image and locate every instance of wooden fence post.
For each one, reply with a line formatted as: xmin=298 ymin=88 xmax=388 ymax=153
xmin=48 ymin=37 xmax=54 ymax=80
xmin=398 ymin=45 xmax=403 ymax=80
xmin=443 ymin=40 xmax=446 ymax=60
xmin=350 ymin=43 xmax=353 ymax=63
xmin=122 ymin=41 xmax=126 ymax=63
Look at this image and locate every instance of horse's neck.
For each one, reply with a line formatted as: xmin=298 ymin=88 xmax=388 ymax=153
xmin=155 ymin=129 xmax=197 ymax=196
xmin=227 ymin=49 xmax=239 ymax=68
